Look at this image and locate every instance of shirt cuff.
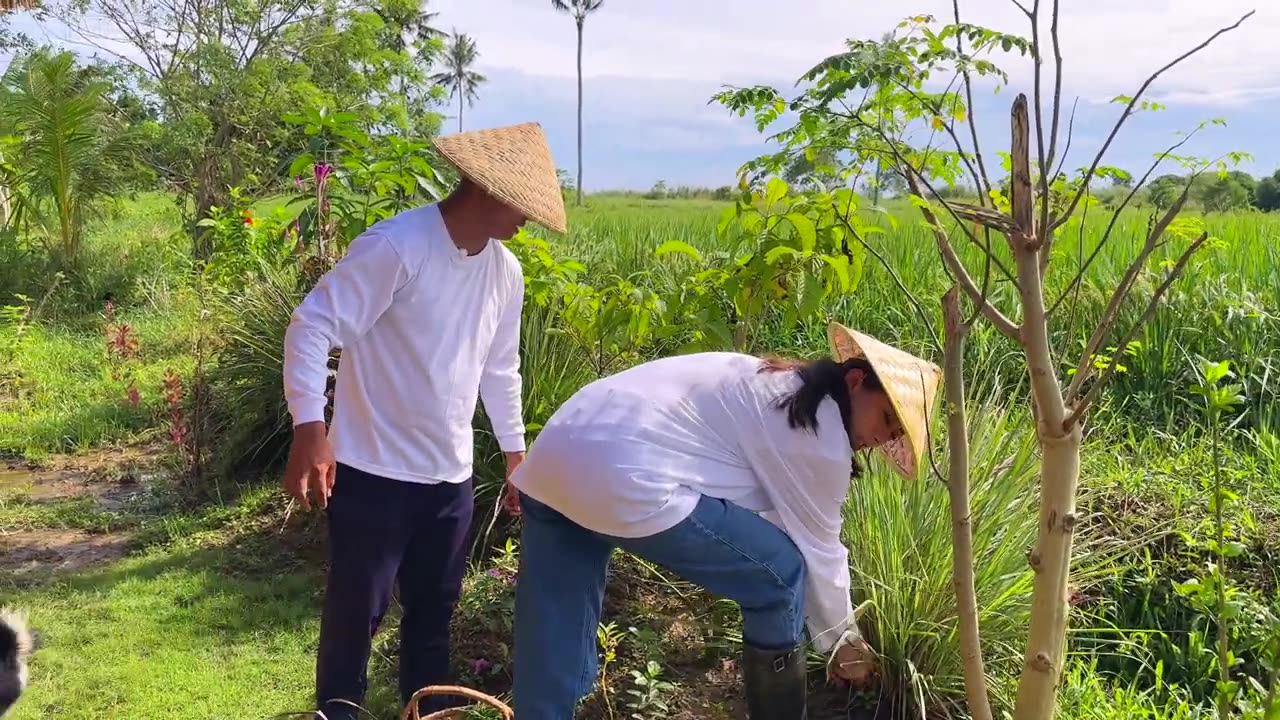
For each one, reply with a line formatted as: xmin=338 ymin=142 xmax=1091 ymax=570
xmin=289 ymin=399 xmax=328 ymax=427
xmin=496 ymin=432 xmax=527 ymax=453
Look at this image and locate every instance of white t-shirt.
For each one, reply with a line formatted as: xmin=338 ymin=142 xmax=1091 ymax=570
xmin=282 ymin=203 xmax=526 ymax=485
xmin=510 ymin=352 xmax=856 ymax=651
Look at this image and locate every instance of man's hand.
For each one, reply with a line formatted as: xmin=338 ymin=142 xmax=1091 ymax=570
xmin=501 ymin=451 xmax=524 ymax=517
xmin=827 ymin=631 xmax=877 ymax=689
xmin=282 ymin=421 xmax=336 ymax=511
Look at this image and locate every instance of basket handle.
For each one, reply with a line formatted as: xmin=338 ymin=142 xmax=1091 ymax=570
xmin=400 ymin=685 xmax=514 ymax=720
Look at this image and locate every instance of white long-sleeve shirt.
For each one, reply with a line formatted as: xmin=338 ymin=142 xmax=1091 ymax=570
xmin=510 ymin=352 xmax=855 ymax=652
xmin=282 ymin=203 xmax=526 ymax=485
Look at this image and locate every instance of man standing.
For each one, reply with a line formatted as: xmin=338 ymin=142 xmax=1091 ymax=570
xmin=280 ymin=122 xmax=567 ymax=719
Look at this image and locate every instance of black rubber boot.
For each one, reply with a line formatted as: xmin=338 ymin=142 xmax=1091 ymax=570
xmin=742 ymin=643 xmax=808 ymax=719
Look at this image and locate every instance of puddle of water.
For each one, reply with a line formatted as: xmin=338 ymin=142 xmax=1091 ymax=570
xmin=0 ymin=467 xmax=35 ymax=494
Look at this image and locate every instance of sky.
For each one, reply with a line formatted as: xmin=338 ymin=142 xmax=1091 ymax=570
xmin=5 ymin=0 xmax=1277 ymax=191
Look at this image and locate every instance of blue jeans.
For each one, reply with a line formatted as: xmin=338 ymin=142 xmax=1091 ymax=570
xmin=512 ymin=492 xmax=807 ymax=720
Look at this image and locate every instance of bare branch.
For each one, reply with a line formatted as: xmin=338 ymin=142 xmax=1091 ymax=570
xmin=1048 ymin=97 xmax=1079 ymax=183
xmin=838 ymin=213 xmax=942 ymax=350
xmin=887 ymin=76 xmax=989 ymax=208
xmin=1051 ymin=10 xmax=1255 ymax=231
xmin=1030 ymin=0 xmax=1049 ymax=243
xmin=1065 ymin=230 xmax=1211 ymax=428
xmin=1063 ymin=179 xmax=1196 ymax=403
xmin=906 ymin=173 xmax=1023 ymax=341
xmin=1010 ymin=95 xmax=1035 ymax=245
xmin=1062 ymin=185 xmax=1092 ymax=343
xmin=1038 ymin=0 xmax=1065 ymax=265
xmin=1009 ymin=0 xmax=1032 ymax=18
xmin=1047 ymin=129 xmax=1202 ymax=316
xmin=842 ymin=103 xmax=1021 ymax=287
xmin=953 ymin=0 xmax=993 ymax=201
xmin=968 ymin=225 xmax=998 ymax=329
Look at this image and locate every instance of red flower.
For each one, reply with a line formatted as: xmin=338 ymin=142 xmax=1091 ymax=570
xmin=243 ymin=215 xmax=254 ymax=226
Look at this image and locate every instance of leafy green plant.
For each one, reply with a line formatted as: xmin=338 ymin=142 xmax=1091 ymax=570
xmin=197 ymin=188 xmax=298 ymax=287
xmin=624 ymin=661 xmax=677 ymax=720
xmin=283 ymin=104 xmax=446 ymax=256
xmin=655 ymin=178 xmax=868 ymax=353
xmin=596 ymin=621 xmax=627 ymax=720
xmin=1174 ymin=357 xmax=1280 ymax=717
xmin=0 ymin=293 xmax=32 ymax=384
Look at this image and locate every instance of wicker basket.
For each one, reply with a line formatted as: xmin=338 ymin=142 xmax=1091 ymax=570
xmin=399 ymin=685 xmax=513 ymax=720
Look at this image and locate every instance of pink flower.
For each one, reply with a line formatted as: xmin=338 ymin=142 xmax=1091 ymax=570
xmin=294 ymin=176 xmax=305 ymax=191
xmin=468 ymin=658 xmax=492 ymax=675
xmin=126 ymin=385 xmax=141 ymax=407
xmin=314 ymin=163 xmax=334 ymax=182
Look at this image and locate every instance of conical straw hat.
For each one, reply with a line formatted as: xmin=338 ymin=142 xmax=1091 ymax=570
xmin=828 ymin=321 xmax=942 ymax=479
xmin=1 ymin=0 xmax=41 ymax=11
xmin=432 ymin=122 xmax=568 ymax=234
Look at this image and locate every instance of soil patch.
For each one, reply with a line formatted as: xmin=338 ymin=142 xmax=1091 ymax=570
xmin=0 ymin=527 xmax=135 ymax=577
xmin=0 ymin=465 xmax=149 ymax=511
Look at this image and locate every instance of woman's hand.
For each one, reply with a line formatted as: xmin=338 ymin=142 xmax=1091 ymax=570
xmin=827 ymin=632 xmax=877 ymax=689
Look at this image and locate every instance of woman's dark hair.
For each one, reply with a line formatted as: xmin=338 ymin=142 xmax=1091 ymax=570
xmin=761 ymin=356 xmax=884 ymax=433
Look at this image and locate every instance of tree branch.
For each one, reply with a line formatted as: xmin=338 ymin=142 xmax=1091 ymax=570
xmin=1064 ymin=230 xmax=1211 ymax=428
xmin=952 ymin=0 xmax=993 ymax=202
xmin=1050 ymin=10 xmax=1254 ymax=231
xmin=942 ymin=285 xmax=995 ymax=720
xmin=888 ymin=76 xmax=989 ymax=209
xmin=1063 ymin=178 xmax=1197 ymax=404
xmin=906 ymin=173 xmax=1022 ymax=341
xmin=1047 ymin=129 xmax=1202 ymax=317
xmin=1049 ymin=97 xmax=1078 ymax=189
xmin=834 ymin=205 xmax=942 ymax=350
xmin=1038 ymin=0 xmax=1065 ymax=268
xmin=845 ymin=105 xmax=1020 ymax=287
xmin=1030 ymin=0 xmax=1049 ymax=243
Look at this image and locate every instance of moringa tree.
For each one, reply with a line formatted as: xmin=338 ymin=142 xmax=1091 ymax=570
xmin=717 ymin=3 xmax=1254 ymax=718
xmin=551 ymin=0 xmax=602 ymax=206
xmin=431 ymin=30 xmax=485 ymax=133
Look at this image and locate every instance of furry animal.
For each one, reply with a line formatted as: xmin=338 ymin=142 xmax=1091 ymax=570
xmin=0 ymin=607 xmax=35 ymax=718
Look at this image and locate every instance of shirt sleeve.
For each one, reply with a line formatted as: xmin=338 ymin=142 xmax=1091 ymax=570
xmin=738 ymin=395 xmax=856 ymax=654
xmin=282 ymin=230 xmax=410 ymax=427
xmin=479 ymin=264 xmax=526 ymax=453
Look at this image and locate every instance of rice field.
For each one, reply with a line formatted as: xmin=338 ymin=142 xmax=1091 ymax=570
xmin=3 ymin=192 xmax=1280 ymax=718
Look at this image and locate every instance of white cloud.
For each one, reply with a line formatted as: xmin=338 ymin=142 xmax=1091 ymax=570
xmin=7 ymin=0 xmax=1276 ymax=188
xmin=431 ymin=0 xmax=1277 ymax=107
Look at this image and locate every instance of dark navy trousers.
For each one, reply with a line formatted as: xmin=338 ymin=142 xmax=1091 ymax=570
xmin=315 ymin=463 xmax=473 ymax=719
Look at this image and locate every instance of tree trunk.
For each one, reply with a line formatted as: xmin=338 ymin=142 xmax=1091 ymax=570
xmin=191 ymin=120 xmax=237 ymax=256
xmin=458 ymin=91 xmax=464 ymax=133
xmin=1008 ymin=94 xmax=1083 ymax=720
xmin=0 ymin=149 xmax=10 ymax=226
xmin=942 ymin=286 xmax=994 ymax=720
xmin=575 ymin=18 xmax=584 ymax=207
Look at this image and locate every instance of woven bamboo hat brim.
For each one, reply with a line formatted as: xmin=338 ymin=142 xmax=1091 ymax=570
xmin=828 ymin=321 xmax=942 ymax=480
xmin=432 ymin=122 xmax=567 ymax=234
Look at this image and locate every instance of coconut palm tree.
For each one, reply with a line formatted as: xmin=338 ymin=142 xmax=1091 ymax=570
xmin=0 ymin=49 xmax=137 ymax=265
xmin=551 ymin=0 xmax=603 ymax=206
xmin=429 ymin=30 xmax=485 ymax=133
